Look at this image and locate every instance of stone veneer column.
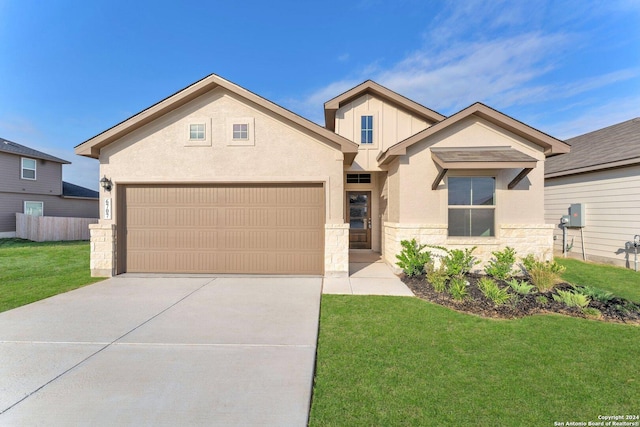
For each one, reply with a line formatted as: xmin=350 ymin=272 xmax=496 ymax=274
xmin=324 ymin=223 xmax=349 ymax=277
xmin=89 ymin=223 xmax=116 ymax=277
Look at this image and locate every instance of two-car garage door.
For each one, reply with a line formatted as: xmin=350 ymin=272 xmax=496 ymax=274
xmin=122 ymin=184 xmax=324 ymax=275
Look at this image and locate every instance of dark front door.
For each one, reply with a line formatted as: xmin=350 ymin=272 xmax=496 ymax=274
xmin=348 ymin=191 xmax=371 ymax=249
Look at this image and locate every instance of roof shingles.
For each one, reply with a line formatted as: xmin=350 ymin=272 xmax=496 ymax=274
xmin=0 ymin=138 xmax=70 ymax=164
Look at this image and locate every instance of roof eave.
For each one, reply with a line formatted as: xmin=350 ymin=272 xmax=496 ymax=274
xmin=545 ymin=157 xmax=640 ymax=178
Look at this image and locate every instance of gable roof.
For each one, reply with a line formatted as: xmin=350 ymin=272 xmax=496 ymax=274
xmin=545 ymin=117 xmax=640 ymax=178
xmin=75 ymin=73 xmax=359 ymax=163
xmin=62 ymin=181 xmax=99 ymax=199
xmin=323 ymin=80 xmax=446 ymax=131
xmin=0 ymin=137 xmax=70 ymax=164
xmin=377 ymin=102 xmax=570 ymax=166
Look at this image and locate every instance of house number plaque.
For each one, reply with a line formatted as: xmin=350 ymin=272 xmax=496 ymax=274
xmin=104 ymin=198 xmax=112 ymax=220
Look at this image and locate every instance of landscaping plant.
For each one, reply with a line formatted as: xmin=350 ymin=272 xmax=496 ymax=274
xmin=553 ymin=289 xmax=590 ymax=309
xmin=429 ymin=245 xmax=478 ymax=278
xmin=523 ymin=255 xmax=566 ymax=292
xmin=425 ymin=261 xmax=448 ymax=293
xmin=484 ymin=246 xmax=517 ymax=280
xmin=477 ymin=277 xmax=511 ymax=306
xmin=396 ymin=239 xmax=432 ymax=276
xmin=507 ymin=278 xmax=535 ymax=295
xmin=574 ymin=285 xmax=614 ymax=303
xmin=448 ymin=277 xmax=469 ymax=301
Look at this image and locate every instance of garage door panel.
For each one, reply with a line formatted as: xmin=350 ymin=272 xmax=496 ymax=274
xmin=124 ymin=184 xmax=324 ymax=274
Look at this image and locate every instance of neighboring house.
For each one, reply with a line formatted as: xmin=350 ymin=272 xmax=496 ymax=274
xmin=0 ymin=138 xmax=99 ymax=238
xmin=545 ymin=117 xmax=640 ymax=268
xmin=75 ymin=74 xmax=569 ymax=277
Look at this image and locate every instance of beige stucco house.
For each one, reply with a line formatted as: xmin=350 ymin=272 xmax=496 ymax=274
xmin=75 ymin=74 xmax=569 ymax=277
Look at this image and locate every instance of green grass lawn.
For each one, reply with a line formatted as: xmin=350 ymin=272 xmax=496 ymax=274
xmin=0 ymin=238 xmax=103 ymax=312
xmin=310 ymin=296 xmax=639 ymax=426
xmin=556 ymin=257 xmax=640 ymax=302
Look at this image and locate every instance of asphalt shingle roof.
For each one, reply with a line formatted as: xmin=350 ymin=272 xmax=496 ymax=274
xmin=0 ymin=137 xmax=70 ymax=164
xmin=62 ymin=181 xmax=99 ymax=199
xmin=545 ymin=117 xmax=640 ymax=177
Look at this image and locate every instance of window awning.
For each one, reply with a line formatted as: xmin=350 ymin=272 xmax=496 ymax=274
xmin=430 ymin=146 xmax=538 ymax=190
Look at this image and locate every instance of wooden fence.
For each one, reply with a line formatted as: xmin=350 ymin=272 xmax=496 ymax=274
xmin=15 ymin=213 xmax=98 ymax=242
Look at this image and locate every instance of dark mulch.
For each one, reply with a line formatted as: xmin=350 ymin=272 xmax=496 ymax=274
xmin=402 ymin=273 xmax=640 ymax=324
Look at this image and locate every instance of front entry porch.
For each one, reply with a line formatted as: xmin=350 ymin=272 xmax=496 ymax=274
xmin=322 ymin=250 xmax=413 ymax=296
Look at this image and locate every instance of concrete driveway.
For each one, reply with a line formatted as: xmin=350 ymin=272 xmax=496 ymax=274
xmin=0 ymin=276 xmax=322 ymax=426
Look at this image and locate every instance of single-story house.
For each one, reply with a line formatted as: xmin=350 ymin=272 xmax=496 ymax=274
xmin=75 ymin=74 xmax=569 ymax=277
xmin=545 ymin=117 xmax=640 ymax=268
xmin=0 ymin=138 xmax=99 ymax=238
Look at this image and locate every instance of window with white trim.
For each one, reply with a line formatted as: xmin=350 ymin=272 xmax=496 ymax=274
xmin=24 ymin=201 xmax=43 ymax=216
xmin=189 ymin=123 xmax=205 ymax=140
xmin=448 ymin=177 xmax=495 ymax=237
xmin=361 ymin=115 xmax=373 ymax=144
xmin=21 ymin=158 xmax=36 ymax=180
xmin=233 ymin=123 xmax=249 ymax=140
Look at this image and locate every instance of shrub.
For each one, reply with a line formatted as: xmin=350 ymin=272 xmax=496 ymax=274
xmin=449 ymin=277 xmax=469 ymax=301
xmin=535 ymin=295 xmax=548 ymax=305
xmin=426 ymin=262 xmax=448 ymax=293
xmin=484 ymin=247 xmax=517 ymax=280
xmin=553 ymin=289 xmax=590 ymax=309
xmin=507 ymin=278 xmax=535 ymax=295
xmin=574 ymin=285 xmax=614 ymax=303
xmin=477 ymin=277 xmax=511 ymax=306
xmin=396 ymin=239 xmax=432 ymax=276
xmin=523 ymin=257 xmax=566 ymax=292
xmin=429 ymin=245 xmax=479 ymax=278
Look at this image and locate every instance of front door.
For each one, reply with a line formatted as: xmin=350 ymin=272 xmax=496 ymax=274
xmin=348 ymin=191 xmax=371 ymax=249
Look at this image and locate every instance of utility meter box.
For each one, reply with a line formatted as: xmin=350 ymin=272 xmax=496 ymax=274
xmin=569 ymin=203 xmax=585 ymax=227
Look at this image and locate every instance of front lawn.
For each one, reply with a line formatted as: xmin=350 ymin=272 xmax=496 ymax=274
xmin=310 ymin=296 xmax=639 ymax=426
xmin=0 ymin=239 xmax=103 ymax=312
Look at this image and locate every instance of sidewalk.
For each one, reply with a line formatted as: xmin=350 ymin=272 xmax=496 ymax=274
xmin=323 ymin=252 xmax=414 ymax=296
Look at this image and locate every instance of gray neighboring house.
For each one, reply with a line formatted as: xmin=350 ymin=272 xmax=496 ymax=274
xmin=0 ymin=137 xmax=99 ymax=238
xmin=545 ymin=117 xmax=640 ymax=267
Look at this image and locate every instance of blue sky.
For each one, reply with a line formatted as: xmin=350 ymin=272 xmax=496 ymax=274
xmin=1 ymin=0 xmax=639 ymax=190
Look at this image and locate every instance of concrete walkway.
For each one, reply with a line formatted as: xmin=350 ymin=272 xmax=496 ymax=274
xmin=0 ymin=276 xmax=321 ymax=426
xmin=323 ymin=251 xmax=414 ymax=296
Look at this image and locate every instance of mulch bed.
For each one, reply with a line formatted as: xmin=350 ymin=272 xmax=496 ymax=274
xmin=402 ymin=273 xmax=640 ymax=324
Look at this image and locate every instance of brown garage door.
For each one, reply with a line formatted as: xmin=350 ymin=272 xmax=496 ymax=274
xmin=122 ymin=184 xmax=324 ymax=274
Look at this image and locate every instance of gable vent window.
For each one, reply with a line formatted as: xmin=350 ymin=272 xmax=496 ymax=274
xmin=189 ymin=124 xmax=205 ymax=140
xmin=361 ymin=115 xmax=373 ymax=144
xmin=347 ymin=173 xmax=371 ymax=184
xmin=21 ymin=158 xmax=36 ymax=180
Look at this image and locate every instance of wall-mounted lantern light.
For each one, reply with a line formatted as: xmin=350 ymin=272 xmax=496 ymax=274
xmin=99 ymin=175 xmax=112 ymax=192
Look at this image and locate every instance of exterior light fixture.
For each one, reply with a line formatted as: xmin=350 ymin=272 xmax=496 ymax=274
xmin=99 ymin=175 xmax=112 ymax=192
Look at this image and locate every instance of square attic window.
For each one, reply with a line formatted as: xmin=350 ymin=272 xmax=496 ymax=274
xmin=233 ymin=123 xmax=249 ymax=140
xmin=189 ymin=123 xmax=205 ymax=140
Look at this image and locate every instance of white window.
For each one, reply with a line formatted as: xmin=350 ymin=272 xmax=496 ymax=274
xmin=448 ymin=177 xmax=495 ymax=237
xmin=361 ymin=115 xmax=373 ymax=144
xmin=24 ymin=201 xmax=43 ymax=216
xmin=21 ymin=158 xmax=36 ymax=180
xmin=189 ymin=123 xmax=205 ymax=140
xmin=233 ymin=123 xmax=249 ymax=140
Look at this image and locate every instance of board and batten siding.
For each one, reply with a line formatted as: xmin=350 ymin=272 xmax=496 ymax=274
xmin=544 ymin=165 xmax=640 ymax=267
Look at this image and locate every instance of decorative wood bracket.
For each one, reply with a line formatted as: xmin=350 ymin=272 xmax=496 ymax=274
xmin=432 ymin=168 xmax=449 ymax=190
xmin=508 ymin=168 xmax=533 ymax=189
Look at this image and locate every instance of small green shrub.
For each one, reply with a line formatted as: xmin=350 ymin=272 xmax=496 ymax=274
xmin=582 ymin=307 xmax=602 ymax=319
xmin=426 ymin=262 xmax=449 ymax=293
xmin=524 ymin=257 xmax=566 ymax=292
xmin=429 ymin=245 xmax=479 ymax=278
xmin=484 ymin=246 xmax=517 ymax=280
xmin=553 ymin=289 xmax=590 ymax=309
xmin=396 ymin=239 xmax=432 ymax=276
xmin=574 ymin=285 xmax=614 ymax=303
xmin=477 ymin=277 xmax=511 ymax=306
xmin=507 ymin=278 xmax=535 ymax=295
xmin=449 ymin=277 xmax=469 ymax=301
